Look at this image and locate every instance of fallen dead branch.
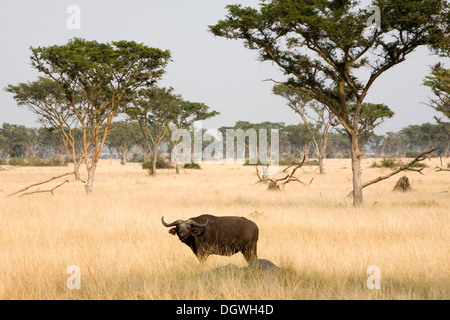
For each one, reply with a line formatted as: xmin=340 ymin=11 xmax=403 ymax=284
xmin=435 ymin=166 xmax=450 ymax=172
xmin=18 ymin=180 xmax=69 ymax=197
xmin=347 ymin=148 xmax=437 ymax=197
xmin=8 ymin=171 xmax=75 ymax=197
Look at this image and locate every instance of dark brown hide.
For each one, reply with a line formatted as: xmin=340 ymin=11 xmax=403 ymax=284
xmin=163 ymin=214 xmax=259 ymax=263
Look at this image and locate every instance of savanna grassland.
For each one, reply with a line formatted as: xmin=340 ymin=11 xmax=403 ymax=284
xmin=0 ymin=158 xmax=448 ymax=299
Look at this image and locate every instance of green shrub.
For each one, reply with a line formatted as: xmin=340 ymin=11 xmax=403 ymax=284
xmin=142 ymin=156 xmax=174 ymax=174
xmin=243 ymin=158 xmax=264 ymax=165
xmin=307 ymin=159 xmax=320 ymax=166
xmin=27 ymin=157 xmax=46 ymax=166
xmin=371 ymin=157 xmax=402 ymax=168
xmin=8 ymin=157 xmax=66 ymax=167
xmin=380 ymin=158 xmax=399 ymax=168
xmin=409 ymin=162 xmax=427 ymax=168
xmin=0 ymin=158 xmax=6 ymax=165
xmin=184 ymin=161 xmax=201 ymax=169
xmin=9 ymin=157 xmax=26 ymax=166
xmin=371 ymin=158 xmax=428 ymax=169
xmin=279 ymin=157 xmax=297 ymax=165
xmin=130 ymin=153 xmax=144 ymax=163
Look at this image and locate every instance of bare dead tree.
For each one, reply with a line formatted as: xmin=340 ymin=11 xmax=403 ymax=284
xmin=255 ymin=155 xmax=314 ymax=190
xmin=282 ymin=157 xmax=307 ymax=173
xmin=273 ymin=84 xmax=337 ymax=174
xmin=347 ymin=148 xmax=437 ymax=197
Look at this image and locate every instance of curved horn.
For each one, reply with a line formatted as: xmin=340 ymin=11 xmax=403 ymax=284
xmin=161 ymin=216 xmax=184 ymax=227
xmin=186 ymin=218 xmax=208 ymax=228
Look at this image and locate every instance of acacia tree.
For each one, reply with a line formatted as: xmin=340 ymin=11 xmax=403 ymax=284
xmin=105 ymin=121 xmax=143 ymax=165
xmin=38 ymin=127 xmax=68 ymax=161
xmin=400 ymin=123 xmax=449 ymax=156
xmin=0 ymin=133 xmax=8 ymax=160
xmin=273 ymin=84 xmax=338 ymax=173
xmin=282 ymin=123 xmax=312 ymax=158
xmin=423 ymin=64 xmax=450 ymax=139
xmin=0 ymin=124 xmax=30 ymax=159
xmin=127 ymin=87 xmax=179 ymax=176
xmin=29 ymin=38 xmax=171 ymax=193
xmin=219 ymin=121 xmax=284 ymax=164
xmin=170 ymin=100 xmax=219 ymax=174
xmin=210 ymin=0 xmax=448 ymax=206
xmin=384 ymin=131 xmax=408 ymax=157
xmin=5 ymin=77 xmax=85 ymax=180
xmin=367 ymin=133 xmax=387 ymax=158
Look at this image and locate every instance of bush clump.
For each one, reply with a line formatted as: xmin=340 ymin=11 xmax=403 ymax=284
xmin=142 ymin=156 xmax=174 ymax=175
xmin=243 ymin=158 xmax=265 ymax=166
xmin=380 ymin=158 xmax=400 ymax=168
xmin=7 ymin=157 xmax=66 ymax=166
xmin=130 ymin=153 xmax=144 ymax=163
xmin=183 ymin=161 xmax=201 ymax=169
xmin=279 ymin=157 xmax=297 ymax=165
xmin=371 ymin=157 xmax=400 ymax=168
xmin=8 ymin=157 xmax=26 ymax=166
xmin=409 ymin=162 xmax=427 ymax=168
xmin=307 ymin=159 xmax=320 ymax=166
xmin=371 ymin=158 xmax=428 ymax=169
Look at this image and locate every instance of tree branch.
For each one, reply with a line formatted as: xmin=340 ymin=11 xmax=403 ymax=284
xmin=255 ymin=156 xmax=311 ymax=189
xmin=18 ymin=180 xmax=69 ymax=197
xmin=8 ymin=171 xmax=75 ymax=197
xmin=347 ymin=148 xmax=437 ymax=197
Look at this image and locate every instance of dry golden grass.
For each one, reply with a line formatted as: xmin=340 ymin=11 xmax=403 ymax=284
xmin=0 ymin=158 xmax=448 ymax=299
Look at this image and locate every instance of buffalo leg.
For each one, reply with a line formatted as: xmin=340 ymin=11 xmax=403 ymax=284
xmin=196 ymin=253 xmax=208 ymax=263
xmin=242 ymin=243 xmax=257 ymax=263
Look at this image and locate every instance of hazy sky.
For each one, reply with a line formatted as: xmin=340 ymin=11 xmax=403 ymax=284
xmin=0 ymin=0 xmax=447 ymax=134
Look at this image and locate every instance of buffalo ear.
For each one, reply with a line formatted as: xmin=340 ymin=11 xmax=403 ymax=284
xmin=191 ymin=227 xmax=204 ymax=236
xmin=169 ymin=228 xmax=177 ymax=235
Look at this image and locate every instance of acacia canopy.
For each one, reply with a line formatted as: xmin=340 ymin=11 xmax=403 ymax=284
xmin=210 ymin=0 xmax=448 ymax=206
xmin=28 ymin=38 xmax=171 ymax=193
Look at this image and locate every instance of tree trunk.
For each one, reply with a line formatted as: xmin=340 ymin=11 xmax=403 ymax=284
xmin=351 ymin=134 xmax=363 ymax=207
xmin=74 ymin=161 xmax=82 ymax=181
xmin=84 ymin=162 xmax=97 ymax=195
xmin=318 ymin=155 xmax=324 ymax=174
xmin=152 ymin=146 xmax=158 ymax=177
xmin=120 ymin=150 xmax=127 ymax=165
xmin=175 ymin=162 xmax=180 ymax=174
xmin=303 ymin=145 xmax=309 ymax=162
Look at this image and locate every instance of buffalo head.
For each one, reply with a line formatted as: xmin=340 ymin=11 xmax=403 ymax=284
xmin=161 ymin=216 xmax=208 ymax=242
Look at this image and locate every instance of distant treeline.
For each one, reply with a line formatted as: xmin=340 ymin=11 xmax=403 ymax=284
xmin=0 ymin=120 xmax=449 ymax=165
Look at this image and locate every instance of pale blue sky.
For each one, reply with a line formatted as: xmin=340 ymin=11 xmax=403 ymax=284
xmin=0 ymin=0 xmax=447 ymax=134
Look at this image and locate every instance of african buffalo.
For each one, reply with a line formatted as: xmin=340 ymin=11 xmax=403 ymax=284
xmin=161 ymin=214 xmax=259 ymax=263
